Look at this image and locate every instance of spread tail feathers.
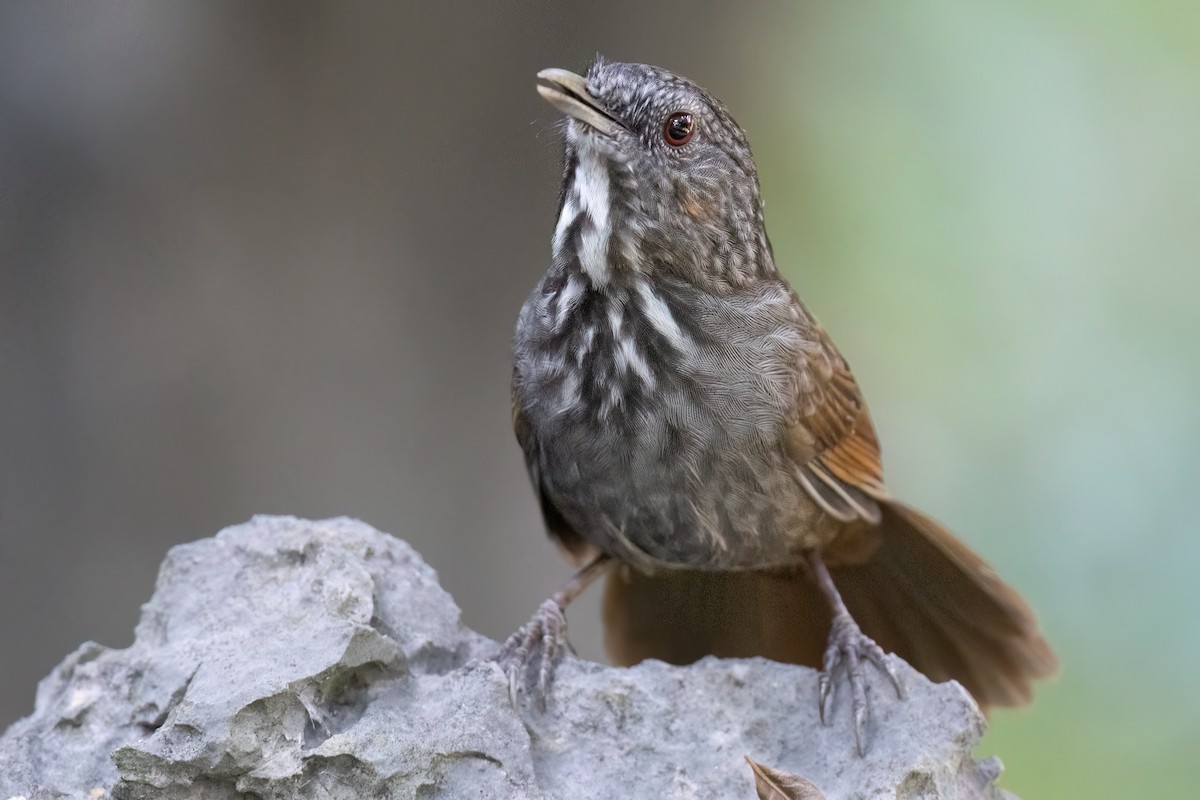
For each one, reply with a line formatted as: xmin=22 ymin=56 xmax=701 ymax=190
xmin=602 ymin=501 xmax=1057 ymax=709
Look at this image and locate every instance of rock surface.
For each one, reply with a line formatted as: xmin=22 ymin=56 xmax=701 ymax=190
xmin=0 ymin=516 xmax=1012 ymax=799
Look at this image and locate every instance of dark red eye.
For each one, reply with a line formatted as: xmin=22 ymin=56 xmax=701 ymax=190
xmin=663 ymin=112 xmax=694 ymax=146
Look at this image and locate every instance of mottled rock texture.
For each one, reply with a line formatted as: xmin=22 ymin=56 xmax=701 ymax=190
xmin=0 ymin=516 xmax=1011 ymax=799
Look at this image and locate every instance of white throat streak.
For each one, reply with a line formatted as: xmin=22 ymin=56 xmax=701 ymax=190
xmin=554 ymin=146 xmax=613 ymax=285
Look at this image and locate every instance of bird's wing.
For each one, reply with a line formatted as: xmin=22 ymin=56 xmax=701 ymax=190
xmin=785 ymin=319 xmax=890 ymax=526
xmin=512 ymin=387 xmax=599 ymax=566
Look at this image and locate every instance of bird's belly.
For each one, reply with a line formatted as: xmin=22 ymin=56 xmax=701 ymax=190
xmin=533 ymin=405 xmax=830 ymax=571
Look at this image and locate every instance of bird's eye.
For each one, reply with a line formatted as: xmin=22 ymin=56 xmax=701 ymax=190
xmin=662 ymin=112 xmax=694 ymax=146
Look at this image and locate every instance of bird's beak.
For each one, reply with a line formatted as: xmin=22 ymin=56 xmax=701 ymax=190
xmin=537 ymin=68 xmax=624 ymax=136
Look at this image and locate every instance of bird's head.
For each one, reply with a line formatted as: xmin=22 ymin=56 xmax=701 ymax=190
xmin=537 ymin=59 xmax=772 ymax=290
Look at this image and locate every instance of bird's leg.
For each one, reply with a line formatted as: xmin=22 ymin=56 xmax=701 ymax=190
xmin=805 ymin=549 xmax=904 ymax=755
xmin=499 ymin=554 xmax=612 ymax=709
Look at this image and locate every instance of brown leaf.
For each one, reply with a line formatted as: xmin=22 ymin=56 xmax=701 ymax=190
xmin=744 ymin=756 xmax=828 ymax=800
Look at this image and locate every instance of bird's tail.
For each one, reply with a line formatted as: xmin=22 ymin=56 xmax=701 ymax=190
xmin=602 ymin=500 xmax=1057 ymax=709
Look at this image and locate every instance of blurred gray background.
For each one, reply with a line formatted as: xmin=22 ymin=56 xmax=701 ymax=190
xmin=2 ymin=2 xmax=1198 ymax=796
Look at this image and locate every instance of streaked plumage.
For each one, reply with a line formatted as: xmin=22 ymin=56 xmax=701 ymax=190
xmin=506 ymin=59 xmax=1056 ymax=747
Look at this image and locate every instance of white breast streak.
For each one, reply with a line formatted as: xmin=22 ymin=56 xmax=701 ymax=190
xmin=553 ymin=195 xmax=577 ymax=252
xmin=621 ymin=336 xmax=654 ymax=387
xmin=574 ymin=148 xmax=611 ymax=283
xmin=557 ymin=369 xmax=580 ymax=412
xmin=636 ymin=281 xmax=688 ymax=351
xmin=576 ymin=324 xmax=596 ymax=367
xmin=554 ymin=275 xmax=584 ymax=330
xmin=607 ymin=301 xmax=654 ymax=387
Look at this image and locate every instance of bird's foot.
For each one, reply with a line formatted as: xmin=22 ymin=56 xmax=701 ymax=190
xmin=818 ymin=611 xmax=904 ymax=755
xmin=498 ymin=598 xmax=569 ymax=710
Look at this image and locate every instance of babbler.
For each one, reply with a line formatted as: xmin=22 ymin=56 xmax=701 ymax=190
xmin=503 ymin=58 xmax=1056 ymax=753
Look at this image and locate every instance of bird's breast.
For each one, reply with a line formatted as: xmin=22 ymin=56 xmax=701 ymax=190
xmin=514 ymin=272 xmax=822 ymax=569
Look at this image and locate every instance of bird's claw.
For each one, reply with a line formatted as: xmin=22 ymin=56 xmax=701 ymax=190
xmin=498 ymin=598 xmax=569 ymax=710
xmin=818 ymin=612 xmax=904 ymax=755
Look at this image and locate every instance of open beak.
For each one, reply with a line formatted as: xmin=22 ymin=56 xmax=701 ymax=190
xmin=536 ymin=68 xmax=624 ymax=136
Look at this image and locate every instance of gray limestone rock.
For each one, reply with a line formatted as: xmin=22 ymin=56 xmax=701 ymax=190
xmin=0 ymin=516 xmax=1012 ymax=799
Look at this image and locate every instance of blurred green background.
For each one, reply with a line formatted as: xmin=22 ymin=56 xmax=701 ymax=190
xmin=2 ymin=1 xmax=1196 ymax=796
xmin=757 ymin=4 xmax=1200 ymax=796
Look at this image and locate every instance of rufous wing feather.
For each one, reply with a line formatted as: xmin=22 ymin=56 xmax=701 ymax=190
xmin=786 ymin=322 xmax=887 ymax=527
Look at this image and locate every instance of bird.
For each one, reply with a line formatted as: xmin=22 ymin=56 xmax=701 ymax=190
xmin=503 ymin=58 xmax=1057 ymax=753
